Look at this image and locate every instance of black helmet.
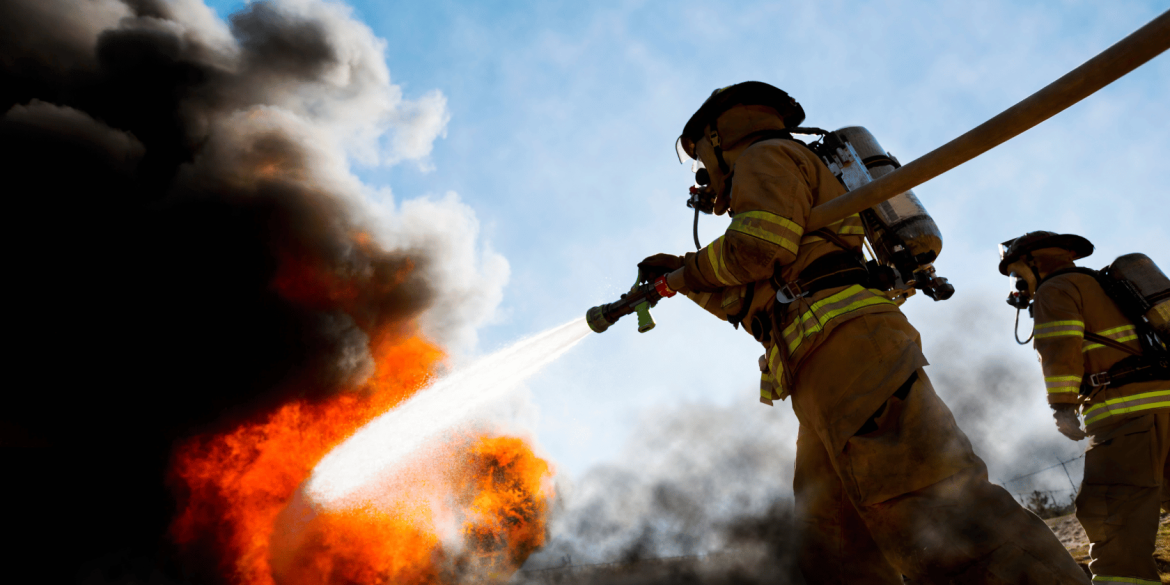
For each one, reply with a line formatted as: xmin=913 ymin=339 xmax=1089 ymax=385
xmin=676 ymin=82 xmax=805 ymax=160
xmin=998 ymin=231 xmax=1094 ymax=275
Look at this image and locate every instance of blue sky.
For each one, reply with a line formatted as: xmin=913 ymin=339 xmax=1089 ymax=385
xmin=207 ymin=0 xmax=1168 ymax=492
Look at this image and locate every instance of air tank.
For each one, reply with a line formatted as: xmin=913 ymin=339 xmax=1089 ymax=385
xmin=1108 ymin=253 xmax=1170 ymax=337
xmin=817 ymin=127 xmax=952 ymax=300
xmin=833 ymin=126 xmax=943 ymax=264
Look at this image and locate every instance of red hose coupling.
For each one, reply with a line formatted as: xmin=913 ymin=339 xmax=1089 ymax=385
xmin=654 ymin=275 xmax=676 ymax=298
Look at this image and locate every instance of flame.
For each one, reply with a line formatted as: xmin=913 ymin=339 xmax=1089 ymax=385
xmin=169 ymin=330 xmax=554 ymax=584
xmin=456 ymin=436 xmax=554 ymax=579
xmin=169 ymin=237 xmax=554 ymax=584
xmin=272 ymin=505 xmax=444 ymax=585
xmin=169 ymin=333 xmax=443 ymax=584
xmin=270 ymin=435 xmax=553 ymax=585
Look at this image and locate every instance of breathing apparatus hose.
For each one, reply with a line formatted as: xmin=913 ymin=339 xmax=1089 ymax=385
xmin=693 ymin=207 xmax=701 ymax=250
xmin=1015 ymin=307 xmax=1034 ymax=345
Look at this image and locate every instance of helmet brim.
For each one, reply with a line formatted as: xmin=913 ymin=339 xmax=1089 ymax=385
xmin=679 ymin=82 xmax=805 ymax=147
xmin=998 ymin=233 xmax=1094 ymax=275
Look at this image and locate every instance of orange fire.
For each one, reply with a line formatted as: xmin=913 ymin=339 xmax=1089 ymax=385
xmin=269 ymin=435 xmax=554 ymax=585
xmin=170 ymin=327 xmax=555 ymax=584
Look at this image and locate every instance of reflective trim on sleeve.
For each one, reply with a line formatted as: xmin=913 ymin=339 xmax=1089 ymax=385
xmin=704 ymin=236 xmax=736 ymax=286
xmin=728 ymin=211 xmax=802 ymax=254
xmin=1084 ymin=389 xmax=1170 ymax=430
xmin=781 ymin=285 xmax=896 ymax=354
xmin=1090 ymin=576 xmax=1162 ymax=585
xmin=1044 ymin=375 xmax=1081 ymax=394
xmin=1034 ymin=319 xmax=1085 ymax=339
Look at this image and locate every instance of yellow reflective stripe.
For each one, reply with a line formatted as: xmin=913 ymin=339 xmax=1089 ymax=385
xmin=760 ymin=344 xmax=786 ymax=404
xmin=768 ymin=344 xmax=783 ymax=377
xmin=1083 ymin=324 xmax=1139 ymax=351
xmin=721 ymin=286 xmax=745 ymax=309
xmin=728 ymin=211 xmax=802 ymax=254
xmin=1084 ymin=390 xmax=1170 ymax=427
xmin=760 ymin=372 xmax=774 ymax=401
xmin=1044 ymin=375 xmax=1081 ymax=393
xmin=781 ymin=286 xmax=896 ymax=354
xmin=704 ymin=236 xmax=735 ymax=286
xmin=837 ymin=213 xmax=864 ymax=235
xmin=1035 ymin=320 xmax=1084 ymax=330
xmin=1034 ymin=320 xmax=1085 ymax=339
xmin=1091 ymin=576 xmax=1162 ymax=585
xmin=1098 ymin=325 xmax=1136 ymax=336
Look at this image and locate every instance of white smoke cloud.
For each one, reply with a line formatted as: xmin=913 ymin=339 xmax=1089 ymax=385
xmin=168 ymin=0 xmax=502 ymax=353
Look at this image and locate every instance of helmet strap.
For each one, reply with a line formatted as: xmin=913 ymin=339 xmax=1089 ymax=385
xmin=1024 ymin=253 xmax=1043 ymax=285
xmin=707 ymin=127 xmax=731 ymax=175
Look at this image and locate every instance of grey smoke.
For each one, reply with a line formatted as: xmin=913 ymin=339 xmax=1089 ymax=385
xmin=519 ymin=403 xmax=805 ymax=584
xmin=1 ymin=0 xmax=501 ymax=582
xmin=517 ymin=298 xmax=1077 ymax=583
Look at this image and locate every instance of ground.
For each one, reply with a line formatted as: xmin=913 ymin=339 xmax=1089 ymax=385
xmin=1046 ymin=512 xmax=1170 ymax=583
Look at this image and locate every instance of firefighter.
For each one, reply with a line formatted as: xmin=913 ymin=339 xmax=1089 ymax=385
xmin=640 ymin=82 xmax=1089 ymax=584
xmin=1000 ymin=231 xmax=1170 ymax=585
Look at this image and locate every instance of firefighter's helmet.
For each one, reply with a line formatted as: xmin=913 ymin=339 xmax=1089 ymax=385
xmin=676 ymin=82 xmax=805 ymax=161
xmin=998 ymin=231 xmax=1094 ymax=275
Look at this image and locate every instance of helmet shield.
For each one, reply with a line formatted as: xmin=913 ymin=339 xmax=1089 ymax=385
xmin=676 ymin=136 xmax=696 ymax=164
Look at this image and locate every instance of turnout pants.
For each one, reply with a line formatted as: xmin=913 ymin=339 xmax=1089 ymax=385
xmin=792 ymin=368 xmax=1090 ymax=584
xmin=1076 ymin=412 xmax=1170 ymax=585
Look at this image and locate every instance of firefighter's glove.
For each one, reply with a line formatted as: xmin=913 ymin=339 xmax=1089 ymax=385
xmin=637 ymin=254 xmax=684 ymax=280
xmin=1051 ymin=404 xmax=1086 ymax=441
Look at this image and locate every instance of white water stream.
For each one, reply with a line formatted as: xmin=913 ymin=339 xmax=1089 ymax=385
xmin=305 ymin=318 xmax=592 ymax=506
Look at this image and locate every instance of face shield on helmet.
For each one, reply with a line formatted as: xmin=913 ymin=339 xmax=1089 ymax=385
xmin=675 ymin=136 xmax=710 ymax=187
xmin=1000 ymin=240 xmax=1037 ymax=310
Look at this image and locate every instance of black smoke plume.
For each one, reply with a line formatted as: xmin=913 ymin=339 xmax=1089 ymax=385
xmin=517 ymin=404 xmax=807 ymax=584
xmin=0 ymin=1 xmax=474 ymax=582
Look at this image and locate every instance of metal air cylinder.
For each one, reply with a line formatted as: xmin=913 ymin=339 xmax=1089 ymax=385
xmin=1109 ymin=253 xmax=1170 ymax=337
xmin=833 ymin=127 xmax=943 ymax=263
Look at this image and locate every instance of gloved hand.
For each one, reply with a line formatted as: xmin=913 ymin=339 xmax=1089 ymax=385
xmin=1051 ymin=404 xmax=1086 ymax=441
xmin=637 ymin=253 xmax=684 ymax=280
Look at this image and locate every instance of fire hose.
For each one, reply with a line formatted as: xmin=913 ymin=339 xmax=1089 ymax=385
xmin=587 ymin=8 xmax=1170 ymax=334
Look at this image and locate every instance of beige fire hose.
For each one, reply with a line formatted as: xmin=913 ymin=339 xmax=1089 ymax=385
xmin=666 ymin=8 xmax=1170 ymax=293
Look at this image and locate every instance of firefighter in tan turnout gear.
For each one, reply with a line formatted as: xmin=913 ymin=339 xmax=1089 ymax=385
xmin=638 ymin=82 xmax=1089 ymax=584
xmin=1000 ymin=231 xmax=1170 ymax=585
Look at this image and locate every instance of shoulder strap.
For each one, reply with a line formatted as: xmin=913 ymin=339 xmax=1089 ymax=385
xmin=739 ymin=129 xmax=819 ymax=155
xmin=810 ymin=227 xmax=860 ymax=254
xmin=1084 ymin=331 xmax=1143 ymax=357
xmin=1038 ymin=266 xmax=1099 ymax=288
xmin=1041 ymin=265 xmax=1164 ymax=354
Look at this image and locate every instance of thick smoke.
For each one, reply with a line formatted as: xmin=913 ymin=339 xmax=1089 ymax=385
xmin=516 ymin=297 xmax=1079 ymax=584
xmin=0 ymin=0 xmax=503 ymax=582
xmin=518 ymin=404 xmax=806 ymax=584
xmin=921 ymin=296 xmax=1085 ymax=498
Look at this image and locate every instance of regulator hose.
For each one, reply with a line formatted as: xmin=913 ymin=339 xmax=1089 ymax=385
xmin=693 ymin=207 xmax=701 ymax=250
xmin=1014 ymin=307 xmax=1034 ymax=345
